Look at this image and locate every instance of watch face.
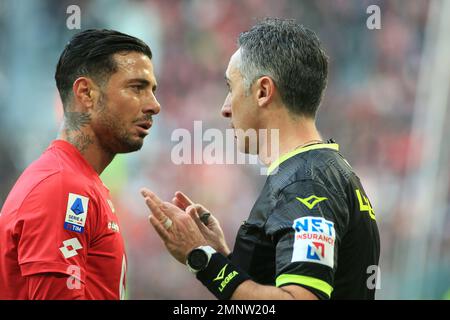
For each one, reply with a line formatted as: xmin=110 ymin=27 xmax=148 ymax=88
xmin=188 ymin=249 xmax=208 ymax=270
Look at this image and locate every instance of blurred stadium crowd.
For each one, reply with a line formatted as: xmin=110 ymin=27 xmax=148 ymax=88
xmin=0 ymin=0 xmax=448 ymax=299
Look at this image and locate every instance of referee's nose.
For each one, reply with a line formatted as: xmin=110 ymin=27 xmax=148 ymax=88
xmin=221 ymin=93 xmax=232 ymax=118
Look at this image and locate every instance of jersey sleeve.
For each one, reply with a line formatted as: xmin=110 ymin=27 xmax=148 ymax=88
xmin=14 ymin=172 xmax=99 ymax=287
xmin=265 ymin=179 xmax=349 ymax=299
xmin=26 ymin=273 xmax=86 ymax=300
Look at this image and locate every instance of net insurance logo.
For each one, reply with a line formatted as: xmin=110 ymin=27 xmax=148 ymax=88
xmin=291 ymin=216 xmax=336 ymax=268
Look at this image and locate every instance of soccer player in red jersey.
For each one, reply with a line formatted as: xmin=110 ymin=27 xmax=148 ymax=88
xmin=0 ymin=29 xmax=160 ymax=299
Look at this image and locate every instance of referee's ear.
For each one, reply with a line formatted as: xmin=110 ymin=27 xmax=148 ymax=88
xmin=72 ymin=77 xmax=99 ymax=111
xmin=255 ymin=75 xmax=276 ymax=109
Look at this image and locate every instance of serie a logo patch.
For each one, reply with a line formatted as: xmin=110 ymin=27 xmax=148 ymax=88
xmin=64 ymin=193 xmax=89 ymax=233
xmin=291 ymin=216 xmax=335 ymax=268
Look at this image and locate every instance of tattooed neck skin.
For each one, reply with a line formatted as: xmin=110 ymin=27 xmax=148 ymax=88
xmin=62 ymin=111 xmax=94 ymax=154
xmin=59 ymin=110 xmax=115 ymax=175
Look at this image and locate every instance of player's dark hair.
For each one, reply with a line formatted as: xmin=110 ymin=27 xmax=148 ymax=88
xmin=55 ymin=29 xmax=152 ymax=109
xmin=238 ymin=18 xmax=329 ymax=117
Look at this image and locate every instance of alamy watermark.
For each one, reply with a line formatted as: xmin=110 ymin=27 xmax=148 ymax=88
xmin=366 ymin=5 xmax=381 ymax=30
xmin=171 ymin=121 xmax=280 ymax=175
xmin=367 ymin=265 xmax=381 ymax=290
xmin=66 ymin=5 xmax=81 ymax=30
xmin=65 ymin=5 xmax=381 ymax=32
xmin=66 ymin=265 xmax=81 ymax=290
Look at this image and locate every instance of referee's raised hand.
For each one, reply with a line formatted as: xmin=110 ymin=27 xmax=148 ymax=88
xmin=172 ymin=191 xmax=231 ymax=256
xmin=140 ymin=188 xmax=207 ymax=264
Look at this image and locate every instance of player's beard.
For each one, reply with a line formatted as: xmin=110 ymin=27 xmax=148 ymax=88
xmin=95 ymin=92 xmax=145 ymax=155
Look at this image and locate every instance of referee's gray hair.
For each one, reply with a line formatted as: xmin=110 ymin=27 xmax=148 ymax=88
xmin=237 ymin=18 xmax=329 ymax=117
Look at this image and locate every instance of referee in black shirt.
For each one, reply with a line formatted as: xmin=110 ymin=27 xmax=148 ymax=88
xmin=141 ymin=18 xmax=380 ymax=300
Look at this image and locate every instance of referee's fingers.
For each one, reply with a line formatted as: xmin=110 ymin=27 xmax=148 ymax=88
xmin=186 ymin=205 xmax=209 ymax=234
xmin=175 ymin=191 xmax=209 ymax=214
xmin=159 ymin=201 xmax=181 ymax=219
xmin=140 ymin=188 xmax=163 ymax=206
xmin=174 ymin=191 xmax=194 ymax=209
xmin=142 ymin=193 xmax=166 ymax=221
xmin=149 ymin=215 xmax=170 ymax=241
xmin=172 ymin=197 xmax=183 ymax=209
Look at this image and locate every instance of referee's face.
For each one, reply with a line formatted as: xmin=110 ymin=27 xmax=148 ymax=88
xmin=91 ymin=52 xmax=161 ymax=154
xmin=222 ymin=49 xmax=259 ymax=154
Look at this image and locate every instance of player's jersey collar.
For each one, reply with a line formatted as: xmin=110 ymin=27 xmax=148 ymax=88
xmin=267 ymin=142 xmax=339 ymax=175
xmin=50 ymin=139 xmax=102 ymax=182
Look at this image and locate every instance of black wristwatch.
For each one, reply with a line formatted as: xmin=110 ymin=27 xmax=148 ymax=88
xmin=186 ymin=246 xmax=216 ymax=274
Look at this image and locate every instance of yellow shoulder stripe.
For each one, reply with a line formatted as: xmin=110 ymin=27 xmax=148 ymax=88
xmin=276 ymin=274 xmax=333 ymax=298
xmin=268 ymin=143 xmax=339 ymax=175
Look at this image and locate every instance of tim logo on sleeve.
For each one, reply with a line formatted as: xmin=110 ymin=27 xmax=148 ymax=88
xmin=64 ymin=193 xmax=89 ymax=233
xmin=291 ymin=216 xmax=335 ymax=268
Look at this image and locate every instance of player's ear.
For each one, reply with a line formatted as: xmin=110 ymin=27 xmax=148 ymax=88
xmin=72 ymin=77 xmax=99 ymax=111
xmin=255 ymin=76 xmax=275 ymax=108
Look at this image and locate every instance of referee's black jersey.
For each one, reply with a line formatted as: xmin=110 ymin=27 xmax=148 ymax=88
xmin=230 ymin=142 xmax=380 ymax=299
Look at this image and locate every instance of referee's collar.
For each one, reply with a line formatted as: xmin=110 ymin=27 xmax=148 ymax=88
xmin=267 ymin=142 xmax=339 ymax=175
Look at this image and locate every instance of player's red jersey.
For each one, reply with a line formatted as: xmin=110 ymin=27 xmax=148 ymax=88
xmin=0 ymin=140 xmax=126 ymax=299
